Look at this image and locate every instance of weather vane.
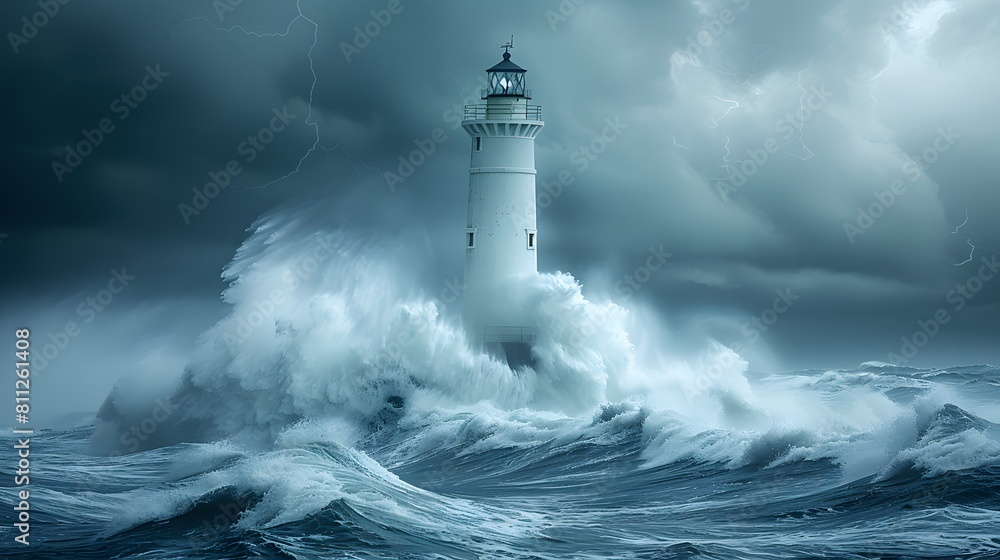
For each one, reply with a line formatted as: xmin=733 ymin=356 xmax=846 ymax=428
xmin=501 ymin=35 xmax=514 ymax=54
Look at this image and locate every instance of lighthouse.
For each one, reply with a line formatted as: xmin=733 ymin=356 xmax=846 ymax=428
xmin=461 ymin=39 xmax=543 ymax=368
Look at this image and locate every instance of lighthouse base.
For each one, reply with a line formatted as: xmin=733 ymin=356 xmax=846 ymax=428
xmin=483 ymin=341 xmax=536 ymax=371
xmin=468 ymin=326 xmax=538 ymax=371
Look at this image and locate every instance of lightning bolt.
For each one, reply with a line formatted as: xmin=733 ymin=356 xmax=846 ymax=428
xmin=865 ymin=4 xmax=990 ymax=268
xmin=683 ymin=42 xmax=769 ymax=95
xmin=746 ymin=43 xmax=771 ymax=77
xmin=864 ymin=62 xmax=895 ymax=109
xmin=945 ymin=190 xmax=1000 ymax=267
xmin=252 ymin=0 xmax=321 ymax=190
xmin=866 ymin=27 xmax=900 ymax=109
xmin=945 ymin=190 xmax=1000 ymax=266
xmin=670 ymin=137 xmax=692 ymax=155
xmin=693 ymin=43 xmax=770 ymax=189
xmin=701 ymin=35 xmax=843 ymax=199
xmin=949 ymin=207 xmax=975 ymax=266
xmin=169 ymin=6 xmax=298 ymax=40
xmin=708 ymin=95 xmax=740 ymax=129
xmin=321 ymin=144 xmax=387 ymax=185
xmin=691 ymin=61 xmax=765 ymax=95
xmin=866 ymin=64 xmax=894 ymax=85
xmin=709 ymin=132 xmax=734 ymax=185
xmin=779 ymin=33 xmax=844 ymax=162
xmin=169 ymin=1 xmax=385 ymax=191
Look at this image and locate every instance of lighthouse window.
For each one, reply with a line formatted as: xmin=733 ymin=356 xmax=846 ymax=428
xmin=474 ymin=136 xmax=482 ymax=152
xmin=527 ymin=231 xmax=536 ymax=249
xmin=467 ymin=231 xmax=475 ymax=248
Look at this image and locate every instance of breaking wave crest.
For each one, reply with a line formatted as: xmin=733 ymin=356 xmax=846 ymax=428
xmin=90 ymin=205 xmax=999 ymax=480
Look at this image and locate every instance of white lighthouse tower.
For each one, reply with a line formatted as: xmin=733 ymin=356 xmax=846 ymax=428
xmin=461 ymin=39 xmax=543 ymax=368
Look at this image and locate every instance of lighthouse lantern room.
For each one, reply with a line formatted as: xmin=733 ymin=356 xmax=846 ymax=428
xmin=485 ymin=52 xmax=526 ymax=97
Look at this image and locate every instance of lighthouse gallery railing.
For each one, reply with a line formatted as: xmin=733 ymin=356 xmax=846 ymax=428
xmin=463 ymin=104 xmax=542 ymax=121
xmin=470 ymin=326 xmax=538 ymax=343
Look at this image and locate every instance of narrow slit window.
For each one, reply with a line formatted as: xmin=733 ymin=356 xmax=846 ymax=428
xmin=527 ymin=231 xmax=536 ymax=249
xmin=467 ymin=231 xmax=475 ymax=248
xmin=474 ymin=136 xmax=482 ymax=152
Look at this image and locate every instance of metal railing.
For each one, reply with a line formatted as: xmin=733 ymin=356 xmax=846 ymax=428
xmin=463 ymin=104 xmax=542 ymax=121
xmin=470 ymin=326 xmax=538 ymax=343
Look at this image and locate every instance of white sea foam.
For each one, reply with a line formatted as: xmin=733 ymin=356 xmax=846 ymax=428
xmin=91 ymin=204 xmax=999 ymax=483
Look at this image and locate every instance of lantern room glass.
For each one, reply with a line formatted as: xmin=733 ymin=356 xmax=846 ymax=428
xmin=487 ymin=70 xmax=525 ymax=96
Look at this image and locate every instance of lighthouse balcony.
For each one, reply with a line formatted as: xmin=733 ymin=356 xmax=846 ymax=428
xmin=464 ymin=104 xmax=542 ymax=121
xmin=468 ymin=326 xmax=538 ymax=371
xmin=469 ymin=325 xmax=537 ymax=344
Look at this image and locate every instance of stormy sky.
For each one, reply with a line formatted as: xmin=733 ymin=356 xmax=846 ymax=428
xmin=2 ymin=0 xmax=998 ymax=424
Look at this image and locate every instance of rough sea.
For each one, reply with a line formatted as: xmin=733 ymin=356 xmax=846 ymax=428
xmin=3 ymin=210 xmax=998 ymax=559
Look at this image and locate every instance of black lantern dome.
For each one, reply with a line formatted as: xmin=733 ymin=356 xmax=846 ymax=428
xmin=485 ymin=51 xmax=528 ymax=98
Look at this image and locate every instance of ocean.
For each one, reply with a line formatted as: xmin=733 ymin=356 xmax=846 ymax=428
xmin=3 ymin=216 xmax=998 ymax=559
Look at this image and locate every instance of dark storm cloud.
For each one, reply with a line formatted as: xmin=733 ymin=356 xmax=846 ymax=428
xmin=2 ymin=0 xmax=998 ymax=421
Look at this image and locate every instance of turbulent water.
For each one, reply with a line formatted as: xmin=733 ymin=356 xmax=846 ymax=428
xmin=3 ymin=210 xmax=999 ymax=559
